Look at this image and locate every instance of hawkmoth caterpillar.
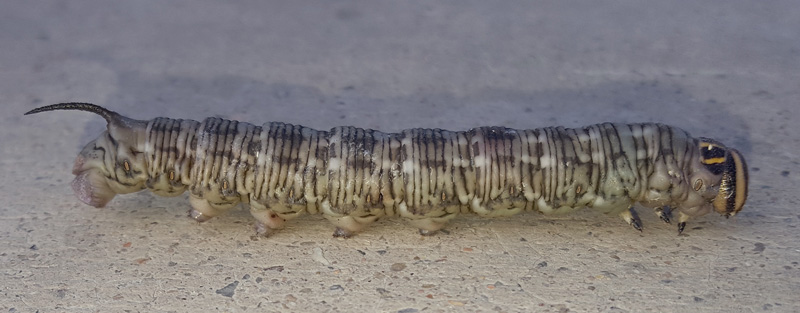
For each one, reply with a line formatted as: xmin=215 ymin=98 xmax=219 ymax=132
xmin=26 ymin=103 xmax=748 ymax=237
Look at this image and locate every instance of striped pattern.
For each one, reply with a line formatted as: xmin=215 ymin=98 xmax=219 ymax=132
xmin=142 ymin=118 xmax=701 ymax=219
xmin=25 ymin=103 xmax=749 ymax=235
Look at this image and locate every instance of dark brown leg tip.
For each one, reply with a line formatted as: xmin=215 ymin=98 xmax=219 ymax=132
xmin=656 ymin=206 xmax=673 ymax=224
xmin=629 ymin=208 xmax=643 ymax=232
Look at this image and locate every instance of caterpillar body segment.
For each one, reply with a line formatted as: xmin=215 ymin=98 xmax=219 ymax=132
xmin=25 ymin=103 xmax=749 ymax=236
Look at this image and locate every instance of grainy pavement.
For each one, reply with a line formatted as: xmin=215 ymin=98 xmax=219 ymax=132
xmin=1 ymin=1 xmax=798 ymax=312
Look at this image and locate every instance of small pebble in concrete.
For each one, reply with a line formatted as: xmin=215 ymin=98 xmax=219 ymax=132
xmin=216 ymin=281 xmax=239 ymax=298
xmin=391 ymin=263 xmax=406 ymax=271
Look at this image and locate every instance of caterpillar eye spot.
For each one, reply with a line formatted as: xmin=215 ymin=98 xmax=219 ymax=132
xmin=26 ymin=103 xmax=750 ymax=237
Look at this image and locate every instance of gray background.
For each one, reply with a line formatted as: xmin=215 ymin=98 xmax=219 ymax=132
xmin=2 ymin=1 xmax=798 ymax=312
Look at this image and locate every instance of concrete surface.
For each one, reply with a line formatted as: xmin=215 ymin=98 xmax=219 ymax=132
xmin=1 ymin=1 xmax=798 ymax=312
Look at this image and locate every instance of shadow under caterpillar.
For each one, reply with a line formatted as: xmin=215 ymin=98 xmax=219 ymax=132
xmin=26 ymin=102 xmax=748 ymax=237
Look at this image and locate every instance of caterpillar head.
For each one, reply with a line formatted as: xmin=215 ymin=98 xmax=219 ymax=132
xmin=694 ymin=138 xmax=749 ymax=218
xmin=26 ymin=103 xmax=149 ymax=207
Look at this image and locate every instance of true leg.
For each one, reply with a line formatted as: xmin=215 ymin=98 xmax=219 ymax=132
xmin=619 ymin=207 xmax=643 ymax=232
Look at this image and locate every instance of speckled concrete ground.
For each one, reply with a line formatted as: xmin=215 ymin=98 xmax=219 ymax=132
xmin=1 ymin=1 xmax=798 ymax=312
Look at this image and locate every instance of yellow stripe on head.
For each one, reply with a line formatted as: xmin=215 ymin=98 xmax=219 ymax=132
xmin=712 ymin=148 xmax=749 ymax=217
xmin=729 ymin=148 xmax=748 ymax=215
xmin=698 ymin=138 xmax=728 ymax=175
xmin=701 ymin=157 xmax=726 ymax=165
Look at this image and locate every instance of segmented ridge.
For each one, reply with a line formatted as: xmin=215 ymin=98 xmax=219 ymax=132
xmin=144 ymin=117 xmax=699 ymax=219
xmin=143 ymin=117 xmax=202 ymax=195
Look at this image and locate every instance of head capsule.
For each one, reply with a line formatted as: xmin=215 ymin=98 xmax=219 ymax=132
xmin=697 ymin=138 xmax=749 ymax=217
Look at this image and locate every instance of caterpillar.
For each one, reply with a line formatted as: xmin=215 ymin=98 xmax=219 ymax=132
xmin=25 ymin=102 xmax=748 ymax=237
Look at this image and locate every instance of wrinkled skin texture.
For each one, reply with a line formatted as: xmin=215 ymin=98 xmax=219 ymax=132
xmin=27 ymin=103 xmax=748 ymax=236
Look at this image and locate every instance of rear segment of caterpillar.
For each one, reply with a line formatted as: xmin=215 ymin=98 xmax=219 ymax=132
xmin=26 ymin=103 xmax=153 ymax=207
xmin=26 ymin=103 xmax=749 ymax=236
